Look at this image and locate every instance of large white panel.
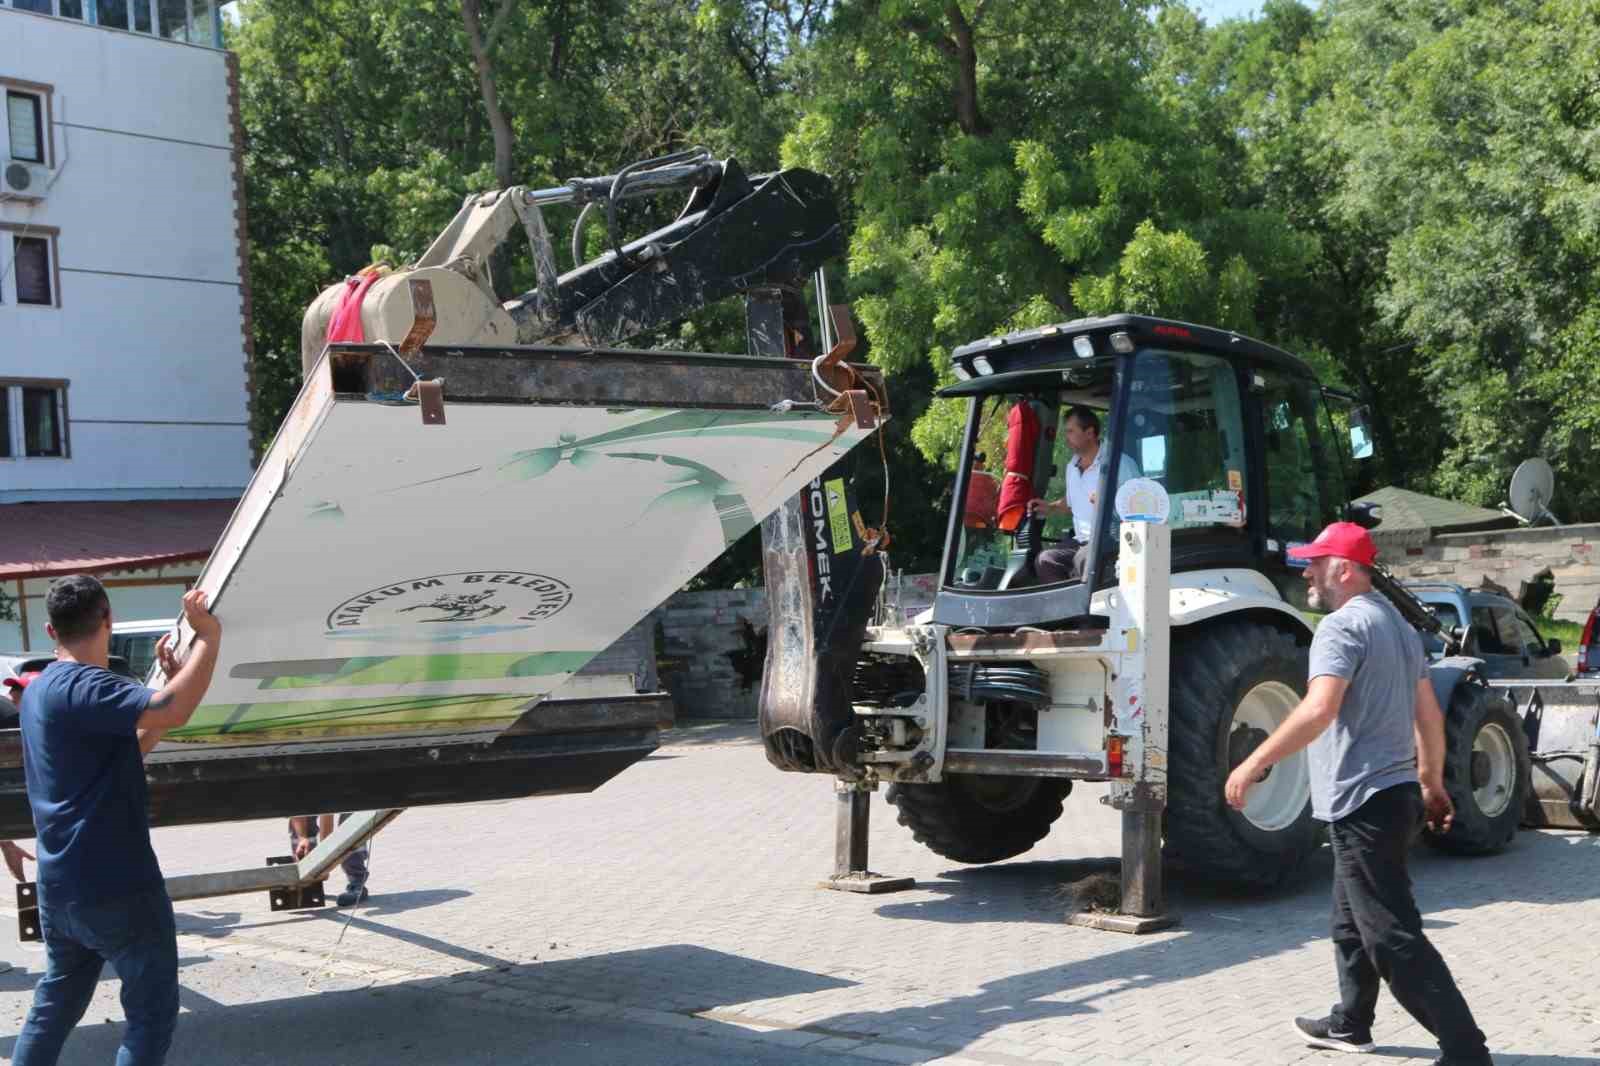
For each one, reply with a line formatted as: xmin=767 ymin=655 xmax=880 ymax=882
xmin=0 ymin=9 xmax=230 ymax=147
xmin=159 ymin=398 xmax=872 ymax=753
xmin=5 ymin=270 xmax=248 ymax=424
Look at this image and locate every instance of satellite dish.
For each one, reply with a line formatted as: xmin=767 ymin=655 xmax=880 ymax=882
xmin=1506 ymin=458 xmax=1559 ymax=526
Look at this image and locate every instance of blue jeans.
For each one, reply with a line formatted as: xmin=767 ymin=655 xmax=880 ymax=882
xmin=13 ymin=885 xmax=179 ymax=1066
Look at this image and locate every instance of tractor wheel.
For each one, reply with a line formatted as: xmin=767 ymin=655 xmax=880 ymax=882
xmin=1166 ymin=620 xmax=1318 ymax=893
xmin=1425 ymin=683 xmax=1529 ymax=855
xmin=886 ymin=775 xmax=1071 ymax=864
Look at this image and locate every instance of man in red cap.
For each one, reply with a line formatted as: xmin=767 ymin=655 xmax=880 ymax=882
xmin=1224 ymin=521 xmax=1492 ymax=1066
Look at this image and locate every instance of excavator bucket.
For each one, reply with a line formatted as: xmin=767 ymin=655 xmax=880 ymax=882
xmin=0 ymin=340 xmax=886 ymax=837
xmin=1509 ymin=681 xmax=1600 ymax=830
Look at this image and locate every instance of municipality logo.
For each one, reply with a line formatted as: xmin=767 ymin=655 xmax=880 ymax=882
xmin=326 ymin=572 xmax=573 ymax=640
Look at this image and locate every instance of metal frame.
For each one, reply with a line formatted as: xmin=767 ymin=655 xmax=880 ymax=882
xmin=838 ymin=522 xmax=1179 ymax=930
xmin=17 ymin=809 xmax=401 ymax=942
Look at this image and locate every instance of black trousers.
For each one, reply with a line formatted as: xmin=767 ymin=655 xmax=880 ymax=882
xmin=1035 ymin=539 xmax=1089 ymax=583
xmin=1328 ymin=783 xmax=1489 ymax=1061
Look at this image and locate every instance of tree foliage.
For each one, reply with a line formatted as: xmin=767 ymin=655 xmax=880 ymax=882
xmin=236 ymin=0 xmax=1600 ymax=580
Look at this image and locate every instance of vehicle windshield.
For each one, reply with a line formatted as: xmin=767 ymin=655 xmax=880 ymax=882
xmin=947 ymin=348 xmax=1252 ymax=592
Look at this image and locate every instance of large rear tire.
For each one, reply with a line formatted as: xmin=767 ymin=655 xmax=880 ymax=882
xmin=1425 ymin=683 xmax=1529 ymax=855
xmin=886 ymin=774 xmax=1072 ymax=864
xmin=1165 ymin=620 xmax=1318 ymax=893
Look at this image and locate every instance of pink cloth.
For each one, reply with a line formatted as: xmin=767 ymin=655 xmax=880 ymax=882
xmin=326 ymin=271 xmax=383 ymax=344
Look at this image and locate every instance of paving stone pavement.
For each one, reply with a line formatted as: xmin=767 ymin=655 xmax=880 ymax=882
xmin=3 ymin=722 xmax=1598 ymax=1065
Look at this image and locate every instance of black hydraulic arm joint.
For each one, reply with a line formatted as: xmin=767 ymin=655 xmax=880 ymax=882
xmin=1371 ymin=562 xmax=1460 ymax=656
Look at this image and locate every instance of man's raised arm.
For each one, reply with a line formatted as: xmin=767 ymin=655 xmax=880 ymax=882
xmin=137 ymin=589 xmax=221 ymax=754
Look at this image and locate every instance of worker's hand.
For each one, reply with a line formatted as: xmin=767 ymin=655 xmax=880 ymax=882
xmin=1224 ymin=759 xmax=1268 ymax=810
xmin=1 ymin=840 xmax=34 ymax=882
xmin=291 ymin=835 xmax=315 ymax=860
xmin=1027 ymin=498 xmax=1061 ymax=518
xmin=181 ymin=590 xmax=220 ymax=644
xmin=1421 ymin=781 xmax=1454 ymax=834
xmin=154 ymin=632 xmax=182 ymax=678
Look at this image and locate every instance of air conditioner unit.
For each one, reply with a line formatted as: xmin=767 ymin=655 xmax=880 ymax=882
xmin=0 ymin=160 xmax=54 ymax=201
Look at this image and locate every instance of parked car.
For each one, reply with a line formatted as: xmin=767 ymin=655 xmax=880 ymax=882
xmin=2 ymin=649 xmax=137 ymax=691
xmin=110 ymin=618 xmax=173 ymax=682
xmin=1404 ymin=582 xmax=1571 ymax=680
xmin=1578 ymin=596 xmax=1599 ymax=678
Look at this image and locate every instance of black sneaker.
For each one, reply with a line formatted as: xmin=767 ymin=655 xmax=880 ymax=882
xmin=336 ymin=885 xmax=369 ymax=907
xmin=1292 ymin=1015 xmax=1374 ymax=1053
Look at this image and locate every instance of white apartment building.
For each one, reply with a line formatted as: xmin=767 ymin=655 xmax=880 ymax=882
xmin=0 ymin=1 xmax=252 ymax=651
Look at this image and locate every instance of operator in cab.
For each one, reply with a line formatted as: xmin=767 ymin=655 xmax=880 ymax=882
xmin=1026 ymin=405 xmax=1137 ymax=582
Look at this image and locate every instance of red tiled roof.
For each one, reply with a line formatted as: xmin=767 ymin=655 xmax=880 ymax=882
xmin=0 ymin=499 xmax=238 ymax=580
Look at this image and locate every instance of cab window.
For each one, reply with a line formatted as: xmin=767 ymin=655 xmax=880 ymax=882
xmin=1123 ymin=349 xmax=1248 ymax=538
xmin=1259 ymin=371 xmax=1346 ymax=545
xmin=1511 ymin=609 xmax=1546 ymax=654
xmin=1470 ymin=606 xmax=1513 ymax=655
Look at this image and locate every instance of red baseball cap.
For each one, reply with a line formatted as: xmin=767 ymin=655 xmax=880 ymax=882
xmin=3 ymin=670 xmax=41 ymax=695
xmin=1288 ymin=521 xmax=1378 ymax=566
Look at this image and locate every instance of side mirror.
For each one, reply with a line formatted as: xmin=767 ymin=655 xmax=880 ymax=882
xmin=1349 ymin=405 xmax=1374 ymax=460
xmin=1547 ymin=638 xmax=1562 ymax=656
xmin=1345 ymin=501 xmax=1383 ymax=529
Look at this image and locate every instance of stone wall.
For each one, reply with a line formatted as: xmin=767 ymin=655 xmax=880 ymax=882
xmin=1377 ymin=523 xmax=1600 ymax=622
xmin=650 ymin=587 xmax=772 ymax=720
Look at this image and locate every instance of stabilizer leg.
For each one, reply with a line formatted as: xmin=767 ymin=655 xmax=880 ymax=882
xmin=817 ymin=780 xmax=913 ymax=894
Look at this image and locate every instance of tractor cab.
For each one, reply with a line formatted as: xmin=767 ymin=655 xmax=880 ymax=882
xmin=934 ymin=315 xmax=1354 ymax=628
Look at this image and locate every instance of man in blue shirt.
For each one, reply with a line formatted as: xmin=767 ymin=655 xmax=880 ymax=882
xmin=13 ymin=575 xmax=221 ymax=1066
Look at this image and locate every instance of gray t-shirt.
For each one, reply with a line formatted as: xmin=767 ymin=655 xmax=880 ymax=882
xmin=1306 ymin=591 xmax=1427 ymax=822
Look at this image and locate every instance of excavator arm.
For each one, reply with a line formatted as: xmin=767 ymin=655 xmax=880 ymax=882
xmin=301 ymin=148 xmax=843 ymax=374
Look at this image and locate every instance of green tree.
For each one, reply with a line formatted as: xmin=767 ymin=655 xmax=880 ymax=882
xmin=1310 ymin=0 xmax=1600 ymax=517
xmin=783 ymin=2 xmax=1319 ymax=492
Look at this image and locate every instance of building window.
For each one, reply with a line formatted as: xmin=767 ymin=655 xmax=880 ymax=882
xmin=0 ymin=224 xmax=60 ymax=306
xmin=14 ymin=235 xmax=51 ymax=304
xmin=21 ymin=386 xmax=62 ymax=455
xmin=2 ymin=0 xmax=220 ymax=46
xmin=0 ymin=379 xmax=70 ymax=460
xmin=6 ymin=90 xmax=43 ymax=163
xmin=0 ymin=78 xmax=53 ymax=168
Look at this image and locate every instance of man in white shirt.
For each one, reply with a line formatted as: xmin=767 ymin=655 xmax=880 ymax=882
xmin=1028 ymin=405 xmax=1134 ymax=582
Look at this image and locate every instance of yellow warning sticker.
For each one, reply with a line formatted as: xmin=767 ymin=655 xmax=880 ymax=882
xmin=1227 ymin=469 xmax=1243 ymax=491
xmin=825 ymin=478 xmax=853 ymax=553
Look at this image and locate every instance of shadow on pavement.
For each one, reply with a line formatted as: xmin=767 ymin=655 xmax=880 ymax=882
xmin=331 ymin=887 xmax=472 ymax=917
xmin=821 ymin=830 xmax=1599 ymax=1059
xmin=0 ymin=944 xmax=855 ymax=1065
xmin=876 ymin=829 xmax=1597 ymax=928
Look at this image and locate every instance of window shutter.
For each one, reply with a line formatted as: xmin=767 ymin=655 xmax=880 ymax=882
xmin=6 ymin=93 xmax=43 ymax=164
xmin=14 ymin=237 xmax=51 ymax=305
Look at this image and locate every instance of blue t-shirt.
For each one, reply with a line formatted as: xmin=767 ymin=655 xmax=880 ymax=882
xmin=19 ymin=661 xmax=162 ymax=904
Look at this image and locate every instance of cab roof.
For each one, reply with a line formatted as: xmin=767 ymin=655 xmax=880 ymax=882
xmin=949 ymin=314 xmax=1318 ymax=382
